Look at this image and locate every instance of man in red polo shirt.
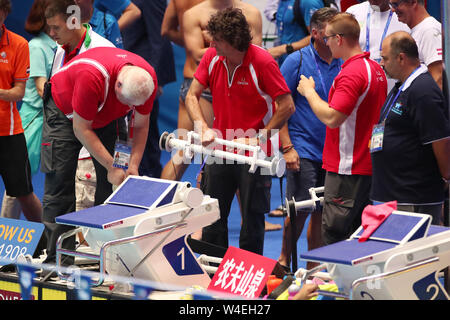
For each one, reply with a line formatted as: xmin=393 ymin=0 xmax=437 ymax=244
xmin=186 ymin=8 xmax=295 ymax=255
xmin=297 ymin=12 xmax=387 ymax=244
xmin=41 ymin=47 xmax=157 ymax=267
xmin=45 ymin=0 xmax=117 ymax=206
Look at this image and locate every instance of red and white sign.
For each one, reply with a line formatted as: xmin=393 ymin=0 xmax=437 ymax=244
xmin=0 ymin=289 xmax=35 ymax=300
xmin=208 ymin=246 xmax=277 ymax=299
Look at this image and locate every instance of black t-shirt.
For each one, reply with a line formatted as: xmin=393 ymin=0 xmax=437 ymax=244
xmin=371 ymin=71 xmax=450 ymax=204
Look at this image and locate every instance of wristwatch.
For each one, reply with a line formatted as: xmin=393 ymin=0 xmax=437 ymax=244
xmin=285 ymin=43 xmax=294 ymax=54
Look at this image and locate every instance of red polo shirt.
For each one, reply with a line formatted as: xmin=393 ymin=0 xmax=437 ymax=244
xmin=323 ymin=52 xmax=387 ymax=175
xmin=50 ymin=47 xmax=157 ymax=129
xmin=195 ymin=44 xmax=290 ymax=142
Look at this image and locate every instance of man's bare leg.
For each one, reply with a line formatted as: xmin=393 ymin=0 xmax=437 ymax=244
xmin=278 ymin=210 xmax=323 ymax=270
xmin=17 ymin=192 xmax=42 ymax=223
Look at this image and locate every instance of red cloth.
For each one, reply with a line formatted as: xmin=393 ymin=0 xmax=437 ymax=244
xmin=359 ymin=201 xmax=397 ymax=242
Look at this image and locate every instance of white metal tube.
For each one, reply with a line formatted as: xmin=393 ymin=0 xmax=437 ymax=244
xmin=169 ymin=135 xmax=273 ymax=170
xmin=189 ymin=131 xmax=259 ymax=153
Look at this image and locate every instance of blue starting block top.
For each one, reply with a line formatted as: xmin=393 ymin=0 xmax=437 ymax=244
xmin=301 ymin=238 xmax=396 ymax=266
xmin=301 ymin=211 xmax=436 ymax=266
xmin=351 ymin=210 xmax=431 ymax=244
xmin=55 ymin=176 xmax=180 ymax=229
xmin=55 ymin=204 xmax=146 ymax=229
xmin=106 ymin=176 xmax=178 ymax=209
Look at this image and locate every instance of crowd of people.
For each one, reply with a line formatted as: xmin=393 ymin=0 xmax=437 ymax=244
xmin=0 ymin=0 xmax=449 ymax=299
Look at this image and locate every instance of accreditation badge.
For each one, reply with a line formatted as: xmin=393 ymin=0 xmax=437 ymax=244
xmin=112 ymin=139 xmax=132 ymax=170
xmin=370 ymin=123 xmax=384 ymax=153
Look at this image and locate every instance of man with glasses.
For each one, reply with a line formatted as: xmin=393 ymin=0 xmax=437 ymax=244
xmin=389 ymin=0 xmax=442 ymax=90
xmin=297 ymin=12 xmax=387 ymax=245
xmin=346 ymin=0 xmax=410 ymax=92
xmin=277 ymin=7 xmax=341 ymax=270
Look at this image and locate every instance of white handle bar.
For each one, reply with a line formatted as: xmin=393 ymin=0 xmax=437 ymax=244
xmin=159 ymin=131 xmax=286 ymax=177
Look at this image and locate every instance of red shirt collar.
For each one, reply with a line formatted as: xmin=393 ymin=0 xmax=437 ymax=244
xmin=62 ymin=29 xmax=87 ymax=64
xmin=217 ymin=44 xmax=254 ymax=67
xmin=341 ymin=52 xmax=371 ymax=68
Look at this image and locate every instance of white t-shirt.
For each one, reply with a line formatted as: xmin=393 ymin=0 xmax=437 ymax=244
xmin=411 ymin=16 xmax=442 ymax=66
xmin=347 ymin=2 xmax=410 ymax=62
xmin=347 ymin=2 xmax=410 ymax=92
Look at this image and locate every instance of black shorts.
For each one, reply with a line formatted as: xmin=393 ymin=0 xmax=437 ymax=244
xmin=322 ymin=171 xmax=371 ymax=245
xmin=0 ymin=133 xmax=33 ymax=197
xmin=179 ymin=78 xmax=213 ymax=103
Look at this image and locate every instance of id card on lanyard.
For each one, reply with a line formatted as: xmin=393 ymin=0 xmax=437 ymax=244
xmin=365 ymin=9 xmax=393 ymax=63
xmin=308 ymin=45 xmax=342 ymax=97
xmin=370 ymin=123 xmax=385 ymax=153
xmin=113 ymin=109 xmax=135 ymax=170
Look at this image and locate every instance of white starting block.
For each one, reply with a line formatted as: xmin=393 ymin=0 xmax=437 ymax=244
xmin=300 ymin=210 xmax=450 ymax=300
xmin=159 ymin=131 xmax=286 ymax=177
xmin=54 ymin=176 xmax=220 ymax=288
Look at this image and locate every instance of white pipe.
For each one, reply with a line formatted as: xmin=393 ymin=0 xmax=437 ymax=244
xmin=161 ymin=131 xmax=286 ymax=177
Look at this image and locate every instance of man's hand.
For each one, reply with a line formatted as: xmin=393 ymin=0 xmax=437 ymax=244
xmin=297 ymin=75 xmax=316 ymax=97
xmin=107 ymin=166 xmax=127 ymax=187
xmin=283 ymin=148 xmax=300 ymax=171
xmin=200 ymin=128 xmax=217 ymax=147
xmin=125 ymin=163 xmax=139 ymax=178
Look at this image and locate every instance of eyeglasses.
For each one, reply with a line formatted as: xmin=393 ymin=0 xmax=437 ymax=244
xmin=323 ymin=33 xmax=344 ymax=44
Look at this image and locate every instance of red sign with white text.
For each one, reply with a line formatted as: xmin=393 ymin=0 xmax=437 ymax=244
xmin=0 ymin=289 xmax=35 ymax=300
xmin=208 ymin=246 xmax=277 ymax=299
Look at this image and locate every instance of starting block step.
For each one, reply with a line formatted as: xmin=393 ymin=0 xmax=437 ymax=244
xmin=56 ymin=204 xmax=146 ymax=230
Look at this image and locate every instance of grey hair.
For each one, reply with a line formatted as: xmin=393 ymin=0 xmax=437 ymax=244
xmin=120 ymin=66 xmax=154 ymax=106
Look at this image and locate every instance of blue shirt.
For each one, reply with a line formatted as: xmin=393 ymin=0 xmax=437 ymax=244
xmin=276 ymin=0 xmax=323 ymax=45
xmin=21 ymin=32 xmax=56 ymax=112
xmin=90 ymin=8 xmax=123 ymax=48
xmin=20 ymin=32 xmax=57 ymax=174
xmin=94 ymin=0 xmax=130 ymax=19
xmin=280 ymin=41 xmax=342 ymax=162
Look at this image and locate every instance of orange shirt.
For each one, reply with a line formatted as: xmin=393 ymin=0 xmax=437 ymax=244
xmin=0 ymin=25 xmax=29 ymax=136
